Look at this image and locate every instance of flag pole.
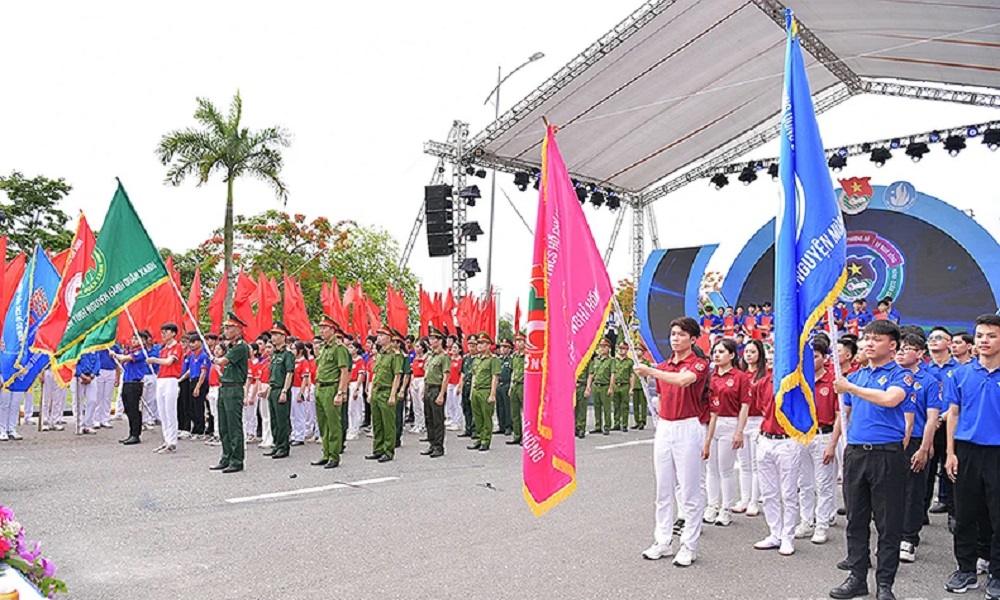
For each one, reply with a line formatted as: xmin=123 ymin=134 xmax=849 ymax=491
xmin=611 ymin=296 xmax=658 ymax=425
xmin=122 ymin=307 xmax=158 ymax=417
xmin=167 ymin=276 xmax=210 ymax=350
xmin=827 ymin=306 xmax=842 ymax=380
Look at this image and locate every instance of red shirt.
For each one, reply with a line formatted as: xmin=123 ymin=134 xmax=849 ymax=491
xmin=709 ymin=367 xmax=749 ymax=417
xmin=746 ymin=371 xmax=767 ymax=417
xmin=350 ymin=356 xmax=367 ymax=383
xmin=449 ymin=357 xmax=462 ymax=385
xmin=655 ymin=352 xmax=710 ymax=422
xmin=756 ymin=371 xmax=786 ymax=435
xmin=158 ymin=342 xmax=184 ymax=379
xmin=250 ymin=357 xmax=271 ymax=384
xmin=208 ymin=364 xmax=221 ymax=387
xmin=293 ymin=357 xmax=313 ymax=387
xmin=814 ymin=369 xmax=839 ymax=427
xmin=411 ymin=357 xmax=426 ymax=378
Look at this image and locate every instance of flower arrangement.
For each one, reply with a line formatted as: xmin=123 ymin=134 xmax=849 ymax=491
xmin=0 ymin=506 xmax=66 ymax=597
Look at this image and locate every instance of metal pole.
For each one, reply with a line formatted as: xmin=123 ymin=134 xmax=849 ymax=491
xmin=612 ymin=296 xmax=657 ymax=424
xmin=485 ymin=65 xmax=501 ymax=294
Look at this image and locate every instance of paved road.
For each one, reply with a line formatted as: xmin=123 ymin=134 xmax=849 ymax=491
xmin=3 ymin=418 xmax=964 ymax=600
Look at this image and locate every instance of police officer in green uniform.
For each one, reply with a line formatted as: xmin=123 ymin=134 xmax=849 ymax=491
xmin=610 ymin=342 xmax=634 ymax=433
xmin=506 ymin=333 xmax=526 ymax=446
xmin=586 ymin=338 xmax=614 ymax=435
xmin=264 ymin=322 xmax=296 ymax=459
xmin=468 ymin=332 xmax=500 ymax=451
xmin=392 ymin=330 xmax=410 ymax=449
xmin=632 ymin=348 xmax=651 ymax=430
xmin=311 ymin=316 xmax=351 ymax=468
xmin=458 ymin=333 xmax=479 ymax=439
xmin=575 ymin=357 xmax=590 ymax=439
xmin=420 ymin=327 xmax=450 ymax=458
xmin=210 ymin=313 xmax=250 ymax=473
xmin=366 ymin=326 xmax=401 ymax=462
xmin=495 ymin=339 xmax=513 ymax=436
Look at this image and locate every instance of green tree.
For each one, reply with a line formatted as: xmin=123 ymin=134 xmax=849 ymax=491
xmin=498 ymin=315 xmax=513 ymax=342
xmin=0 ymin=171 xmax=74 ymax=256
xmin=156 ymin=91 xmax=290 ymax=314
xmin=615 ymin=278 xmax=635 ymax=320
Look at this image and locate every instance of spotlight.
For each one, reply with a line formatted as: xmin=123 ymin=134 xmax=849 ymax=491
xmin=967 ymin=126 xmax=980 ymax=138
xmin=904 ymin=142 xmax=929 ymax=162
xmin=890 ymin=138 xmax=901 ymax=149
xmin=738 ymin=165 xmax=757 ymax=185
xmin=754 ymin=161 xmax=764 ymax=171
xmin=861 ymin=143 xmax=872 ymax=153
xmin=574 ymin=180 xmax=588 ymax=203
xmin=513 ymin=172 xmax=530 ymax=191
xmin=475 ymin=169 xmax=487 ymax=179
xmin=929 ymin=131 xmax=941 ymax=143
xmin=459 ymin=258 xmax=481 ymax=278
xmin=982 ymin=129 xmax=1000 ymax=151
xmin=767 ymin=164 xmax=779 ymax=180
xmin=869 ymin=147 xmax=892 ymax=167
xmin=710 ymin=174 xmax=729 ymax=190
xmin=828 ymin=154 xmax=847 ymax=171
xmin=459 ymin=185 xmax=481 ymax=207
xmin=590 ymin=190 xmax=605 ymax=208
xmin=606 ymin=192 xmax=621 ymax=210
xmin=533 ymin=177 xmax=540 ymax=191
xmin=461 ymin=222 xmax=484 ymax=241
xmin=465 ymin=166 xmax=476 ymax=176
xmin=944 ymin=135 xmax=966 ymax=156
xmin=838 ymin=148 xmax=848 ymax=157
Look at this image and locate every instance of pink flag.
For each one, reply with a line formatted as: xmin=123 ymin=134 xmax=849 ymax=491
xmin=523 ymin=124 xmax=613 ymax=516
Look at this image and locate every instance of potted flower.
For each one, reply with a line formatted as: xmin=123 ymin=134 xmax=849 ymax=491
xmin=0 ymin=506 xmax=66 ymax=597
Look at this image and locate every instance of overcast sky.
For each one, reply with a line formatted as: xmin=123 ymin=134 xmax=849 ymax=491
xmin=2 ymin=1 xmax=998 ymax=318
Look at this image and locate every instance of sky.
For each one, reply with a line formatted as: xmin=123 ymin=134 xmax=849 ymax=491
xmin=2 ymin=1 xmax=998 ymax=319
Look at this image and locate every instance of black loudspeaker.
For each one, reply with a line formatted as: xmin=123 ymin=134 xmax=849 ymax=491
xmin=426 ymin=185 xmax=455 ymax=257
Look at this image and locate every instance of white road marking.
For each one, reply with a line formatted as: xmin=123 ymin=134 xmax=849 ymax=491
xmin=594 ymin=438 xmax=654 ymax=450
xmin=225 ymin=476 xmax=399 ymax=504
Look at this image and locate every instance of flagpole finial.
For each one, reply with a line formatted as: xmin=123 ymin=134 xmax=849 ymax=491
xmin=542 ymin=116 xmax=550 ymax=127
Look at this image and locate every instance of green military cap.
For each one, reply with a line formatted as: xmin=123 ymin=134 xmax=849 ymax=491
xmin=499 ymin=338 xmax=512 ymax=348
xmin=477 ymin=332 xmax=493 ymax=344
xmin=428 ymin=326 xmax=446 ymax=340
xmin=270 ymin=321 xmax=291 ymax=336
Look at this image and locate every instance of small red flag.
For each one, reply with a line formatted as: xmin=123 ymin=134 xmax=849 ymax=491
xmin=283 ymin=273 xmax=313 ymax=340
xmin=208 ymin=273 xmax=228 ymax=333
xmin=514 ymin=298 xmax=521 ymax=335
xmin=233 ymin=269 xmax=258 ymax=339
xmin=185 ymin=267 xmax=202 ymax=331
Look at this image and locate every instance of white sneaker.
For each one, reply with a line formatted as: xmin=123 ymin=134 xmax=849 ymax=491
xmin=446 ymin=424 xmax=461 ymax=431
xmin=746 ymin=502 xmax=760 ymax=517
xmin=703 ymin=506 xmax=719 ymax=524
xmin=345 ymin=431 xmax=359 ymax=441
xmin=100 ymin=422 xmax=112 ymax=429
xmin=53 ymin=424 xmax=65 ymax=431
xmin=9 ymin=432 xmax=22 ymax=441
xmin=899 ymin=541 xmax=916 ymax=563
xmin=811 ymin=527 xmax=829 ymax=545
xmin=672 ymin=547 xmax=696 ymax=567
xmin=714 ymin=508 xmax=732 ymax=527
xmin=778 ymin=540 xmax=795 ymax=556
xmin=732 ymin=500 xmax=748 ymax=514
xmin=978 ymin=558 xmax=990 ymax=574
xmin=794 ymin=522 xmax=814 ymax=539
xmin=152 ymin=443 xmax=167 ymax=453
xmin=157 ymin=445 xmax=176 ymax=454
xmin=178 ymin=431 xmax=191 ymax=439
xmin=0 ymin=433 xmax=8 ymax=442
xmin=41 ymin=425 xmax=51 ymax=432
xmin=754 ymin=535 xmax=781 ymax=550
xmin=641 ymin=542 xmax=674 ymax=560
xmin=258 ymin=443 xmax=273 ymax=449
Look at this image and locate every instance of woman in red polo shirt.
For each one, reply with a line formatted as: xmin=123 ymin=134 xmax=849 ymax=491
xmin=409 ymin=341 xmax=427 ymax=435
xmin=703 ymin=338 xmax=750 ymax=527
xmin=290 ymin=342 xmax=313 ymax=446
xmin=736 ymin=339 xmax=768 ymax=517
xmin=446 ymin=346 xmax=464 ymax=431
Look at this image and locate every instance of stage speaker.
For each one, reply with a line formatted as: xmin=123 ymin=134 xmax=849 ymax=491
xmin=426 ymin=185 xmax=455 ymax=257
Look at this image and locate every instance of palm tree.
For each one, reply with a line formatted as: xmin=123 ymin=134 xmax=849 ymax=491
xmin=156 ymin=91 xmax=290 ymax=313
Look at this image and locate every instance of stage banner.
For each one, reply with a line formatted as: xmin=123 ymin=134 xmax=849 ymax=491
xmin=773 ymin=12 xmax=847 ymax=442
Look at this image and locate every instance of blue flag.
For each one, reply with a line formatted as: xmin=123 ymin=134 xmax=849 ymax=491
xmin=773 ymin=11 xmax=847 ymax=442
xmin=1 ymin=244 xmax=60 ymax=389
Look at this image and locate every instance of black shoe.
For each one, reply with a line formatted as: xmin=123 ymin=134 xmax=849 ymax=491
xmin=836 ymin=559 xmax=852 ymax=572
xmin=637 ymin=424 xmax=645 ymax=430
xmin=364 ymin=454 xmax=384 ymax=460
xmin=506 ymin=439 xmax=521 ymax=445
xmin=457 ymin=432 xmax=471 ymax=438
xmin=829 ymin=574 xmax=869 ymax=599
xmin=837 ymin=507 xmax=847 ymax=516
xmin=944 ymin=570 xmax=979 ymax=594
xmin=622 ymin=427 xmax=628 ymax=433
xmin=377 ymin=455 xmax=393 ymax=463
xmin=420 ymin=448 xmax=434 ymax=456
xmin=262 ymin=449 xmax=276 ymax=456
xmin=429 ymin=450 xmax=444 ymax=458
xmin=929 ymin=502 xmax=949 ymax=514
xmin=311 ymin=458 xmax=329 ymax=466
xmin=611 ymin=425 xmax=621 ymax=431
xmin=985 ymin=575 xmax=1000 ymax=600
xmin=324 ymin=460 xmax=340 ymax=469
xmin=478 ymin=446 xmax=490 ymax=452
xmin=419 ymin=437 xmax=430 ymax=442
xmin=603 ymin=429 xmax=610 ymax=436
xmin=222 ymin=465 xmax=243 ymax=474
xmin=504 ymin=429 xmax=512 ymax=436
xmin=467 ymin=444 xmax=481 ymax=450
xmin=875 ymin=583 xmax=896 ymax=600
xmin=590 ymin=429 xmax=602 ymax=434
xmin=209 ymin=463 xmax=228 ymax=471
xmin=290 ymin=440 xmax=304 ymax=446
xmin=271 ymin=451 xmax=289 ymax=459
xmin=122 ymin=436 xmax=141 ymax=445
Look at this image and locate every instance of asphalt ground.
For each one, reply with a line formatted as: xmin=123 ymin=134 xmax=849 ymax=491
xmin=2 ymin=412 xmax=969 ymax=600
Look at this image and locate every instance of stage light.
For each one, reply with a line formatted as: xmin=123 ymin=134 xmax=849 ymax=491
xmin=459 ymin=258 xmax=481 ymax=278
xmin=738 ymin=165 xmax=757 ymax=185
xmin=590 ymin=190 xmax=606 ymax=208
xmin=513 ymin=172 xmax=530 ymax=191
xmin=967 ymin=126 xmax=980 ymax=138
xmin=861 ymin=143 xmax=872 ymax=153
xmin=533 ymin=177 xmax=540 ymax=191
xmin=574 ymin=181 xmax=588 ymax=203
xmin=944 ymin=135 xmax=966 ymax=156
xmin=890 ymin=138 xmax=901 ymax=149
xmin=929 ymin=131 xmax=941 ymax=143
xmin=606 ymin=192 xmax=620 ymax=210
xmin=982 ymin=129 xmax=1000 ymax=151
xmin=459 ymin=185 xmax=481 ymax=207
xmin=475 ymin=169 xmax=487 ymax=179
xmin=461 ymin=222 xmax=484 ymax=241
xmin=710 ymin=174 xmax=729 ymax=190
xmin=767 ymin=164 xmax=779 ymax=180
xmin=838 ymin=148 xmax=848 ymax=157
xmin=905 ymin=142 xmax=929 ymax=162
xmin=828 ymin=154 xmax=847 ymax=171
xmin=754 ymin=161 xmax=764 ymax=171
xmin=870 ymin=147 xmax=892 ymax=167
xmin=465 ymin=166 xmax=476 ymax=176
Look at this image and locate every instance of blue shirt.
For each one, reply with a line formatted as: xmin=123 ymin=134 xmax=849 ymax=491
xmin=951 ymin=361 xmax=1000 ymax=446
xmin=850 ymin=311 xmax=873 ymax=328
xmin=75 ymin=353 xmax=99 ymax=377
xmin=709 ymin=315 xmax=723 ymax=331
xmin=97 ymin=349 xmax=117 ymax=371
xmin=122 ymin=349 xmax=150 ymax=382
xmin=903 ymin=366 xmax=943 ymax=439
xmin=147 ymin=345 xmax=161 ymax=375
xmin=844 ymin=361 xmax=914 ymax=445
xmin=925 ymin=357 xmax=960 ymax=410
xmin=887 ymin=308 xmax=901 ymax=324
xmin=183 ymin=349 xmax=210 ymax=381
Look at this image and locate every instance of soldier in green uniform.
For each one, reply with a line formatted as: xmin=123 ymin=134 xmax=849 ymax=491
xmin=586 ymin=338 xmax=614 ymax=435
xmin=392 ymin=330 xmax=411 ymax=449
xmin=366 ymin=326 xmax=401 ymax=462
xmin=506 ymin=333 xmax=526 ymax=446
xmin=610 ymin=342 xmax=635 ymax=433
xmin=468 ymin=332 xmax=500 ymax=451
xmin=310 ymin=316 xmax=350 ymax=468
xmin=264 ymin=322 xmax=296 ymax=459
xmin=420 ymin=327 xmax=450 ymax=458
xmin=210 ymin=313 xmax=250 ymax=474
xmin=458 ymin=333 xmax=479 ymax=439
xmin=495 ymin=339 xmax=513 ymax=436
xmin=632 ymin=347 xmax=651 ymax=430
xmin=575 ymin=357 xmax=590 ymax=439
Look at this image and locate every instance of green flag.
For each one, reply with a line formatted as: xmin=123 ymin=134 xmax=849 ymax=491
xmin=54 ymin=182 xmax=167 ymax=360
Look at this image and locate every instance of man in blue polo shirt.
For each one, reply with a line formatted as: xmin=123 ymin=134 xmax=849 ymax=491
xmin=830 ymin=320 xmax=912 ymax=600
xmin=944 ymin=314 xmax=1000 ymax=597
xmin=925 ymin=326 xmax=959 ymax=520
xmin=111 ymin=331 xmax=153 ymax=445
xmin=851 ymin=299 xmax=874 ymax=330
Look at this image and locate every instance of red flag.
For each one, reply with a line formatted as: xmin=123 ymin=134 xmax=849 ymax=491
xmin=233 ymin=269 xmax=258 ymax=339
xmin=1 ymin=252 xmax=26 ymax=327
xmin=50 ymin=249 xmax=71 ymax=275
xmin=514 ymin=298 xmax=522 ymax=334
xmin=283 ymin=273 xmax=313 ymax=340
xmin=443 ymin=289 xmax=456 ymax=333
xmin=208 ymin=273 xmax=228 ymax=333
xmin=146 ymin=257 xmax=185 ymax=340
xmin=488 ymin=291 xmax=497 ymax=339
xmin=254 ymin=270 xmax=279 ymax=336
xmin=418 ymin=287 xmax=431 ymax=337
xmin=185 ymin=267 xmax=202 ymax=331
xmin=386 ymin=284 xmax=408 ymax=335
xmin=329 ymin=277 xmax=347 ymax=326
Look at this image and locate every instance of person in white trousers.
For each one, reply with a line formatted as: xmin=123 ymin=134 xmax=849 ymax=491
xmin=245 ymin=342 xmax=273 ymax=449
xmin=40 ymin=367 xmax=67 ymax=430
xmin=148 ymin=323 xmax=184 ymax=454
xmin=93 ymin=350 xmax=119 ymax=429
xmin=703 ymin=339 xmax=751 ymax=526
xmin=408 ymin=342 xmax=427 ymax=434
xmin=796 ymin=339 xmax=842 ymax=544
xmin=635 ymin=317 xmax=710 ymax=568
xmin=346 ymin=341 xmax=366 ymax=440
xmin=736 ymin=340 xmax=768 ymax=517
xmin=445 ymin=347 xmax=463 ymax=431
xmin=290 ymin=342 xmax=313 ymax=445
xmin=71 ymin=352 xmax=101 ymax=434
xmin=0 ymin=390 xmax=25 ymax=441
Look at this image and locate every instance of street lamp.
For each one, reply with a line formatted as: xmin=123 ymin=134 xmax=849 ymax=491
xmin=482 ymin=51 xmax=545 ymax=295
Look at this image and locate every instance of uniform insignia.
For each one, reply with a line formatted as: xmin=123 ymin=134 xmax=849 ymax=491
xmin=903 ymin=374 xmax=914 ymax=386
xmin=820 ymin=387 xmax=829 ymax=396
xmin=711 ymin=399 xmax=720 ymax=406
xmin=914 ymin=382 xmax=922 ymax=390
xmin=726 ymin=379 xmax=734 ymax=387
xmin=878 ymin=375 xmax=888 ymax=385
xmin=695 ymin=362 xmax=706 ymax=372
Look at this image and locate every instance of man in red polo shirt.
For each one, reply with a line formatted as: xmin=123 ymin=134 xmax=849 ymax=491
xmin=147 ymin=323 xmax=184 ymax=454
xmin=635 ymin=316 xmax=710 ymax=567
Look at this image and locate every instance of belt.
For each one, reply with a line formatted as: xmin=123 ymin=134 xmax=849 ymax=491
xmin=761 ymin=432 xmax=790 ymax=440
xmin=512 ymin=380 xmax=524 ymax=385
xmin=374 ymin=385 xmax=392 ymax=391
xmin=849 ymin=442 xmax=904 ymax=451
xmin=316 ymin=382 xmax=337 ymax=388
xmin=818 ymin=424 xmax=834 ymax=434
xmin=474 ymin=387 xmax=491 ymax=391
xmin=124 ymin=380 xmax=144 ymax=384
xmin=220 ymin=382 xmax=243 ymax=388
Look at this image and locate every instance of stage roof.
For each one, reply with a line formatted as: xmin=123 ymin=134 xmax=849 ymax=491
xmin=459 ymin=0 xmax=1000 ymax=196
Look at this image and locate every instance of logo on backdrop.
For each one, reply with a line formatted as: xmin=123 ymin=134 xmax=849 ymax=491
xmin=841 ymin=230 xmax=906 ymax=303
xmin=837 ymin=176 xmax=873 ymax=215
xmin=883 ymin=181 xmax=917 ymax=212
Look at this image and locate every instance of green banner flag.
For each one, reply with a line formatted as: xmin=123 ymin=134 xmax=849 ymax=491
xmin=54 ymin=182 xmax=167 ymax=360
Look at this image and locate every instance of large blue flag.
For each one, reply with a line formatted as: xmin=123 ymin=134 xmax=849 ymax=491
xmin=773 ymin=11 xmax=847 ymax=442
xmin=1 ymin=244 xmax=60 ymax=389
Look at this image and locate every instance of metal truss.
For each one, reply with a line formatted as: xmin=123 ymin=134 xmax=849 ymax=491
xmin=631 ymin=199 xmax=645 ymax=287
xmin=604 ymin=206 xmax=627 ymax=266
xmin=645 ymin=203 xmax=660 ymax=249
xmin=863 ymin=79 xmax=1000 ymax=108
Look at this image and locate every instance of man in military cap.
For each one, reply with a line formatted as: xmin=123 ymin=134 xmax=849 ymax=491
xmin=458 ymin=333 xmax=479 ymax=439
xmin=210 ymin=313 xmax=250 ymax=473
xmin=469 ymin=332 xmax=500 ymax=451
xmin=495 ymin=338 xmax=514 ymax=436
xmin=576 ymin=356 xmax=591 ymax=439
xmin=392 ymin=329 xmax=411 ymax=449
xmin=611 ymin=342 xmax=635 ymax=433
xmin=311 ymin=315 xmax=351 ymax=468
xmin=263 ymin=322 xmax=296 ymax=459
xmin=506 ymin=333 xmax=526 ymax=446
xmin=366 ymin=326 xmax=402 ymax=462
xmin=586 ymin=338 xmax=615 ymax=435
xmin=633 ymin=344 xmax=651 ymax=430
xmin=420 ymin=326 xmax=450 ymax=458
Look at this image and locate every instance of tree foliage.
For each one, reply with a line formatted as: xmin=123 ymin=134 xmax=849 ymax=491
xmin=0 ymin=171 xmax=74 ymax=257
xmin=615 ymin=278 xmax=636 ymax=320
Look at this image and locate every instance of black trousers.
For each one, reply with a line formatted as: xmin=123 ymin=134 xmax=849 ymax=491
xmin=902 ymin=438 xmax=929 ymax=545
xmin=424 ymin=384 xmax=445 ymax=452
xmin=190 ymin=384 xmax=207 ymax=435
xmin=462 ymin=385 xmax=475 ymax=436
xmin=843 ymin=443 xmax=906 ymax=586
xmin=953 ymin=441 xmax=1000 ymax=576
xmin=122 ymin=382 xmax=144 ymax=439
xmin=177 ymin=379 xmax=193 ymax=433
xmin=925 ymin=423 xmax=953 ymax=513
xmin=495 ymin=383 xmax=512 ymax=432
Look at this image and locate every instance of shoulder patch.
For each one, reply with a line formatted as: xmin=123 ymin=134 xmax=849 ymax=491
xmin=695 ymin=362 xmax=706 ymax=372
xmin=878 ymin=375 xmax=888 ymax=386
xmin=903 ymin=373 xmax=914 ymax=386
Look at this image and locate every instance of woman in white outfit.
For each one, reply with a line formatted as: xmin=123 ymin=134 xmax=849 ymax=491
xmin=204 ymin=342 xmax=225 ymax=447
xmin=445 ymin=346 xmax=464 ymax=430
xmin=346 ymin=341 xmax=366 ymax=440
xmin=408 ymin=341 xmax=427 ymax=434
xmin=735 ymin=339 xmax=768 ymax=517
xmin=290 ymin=342 xmax=314 ymax=445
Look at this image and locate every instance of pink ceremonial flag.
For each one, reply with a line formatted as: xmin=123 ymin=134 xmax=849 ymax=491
xmin=523 ymin=124 xmax=613 ymax=516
